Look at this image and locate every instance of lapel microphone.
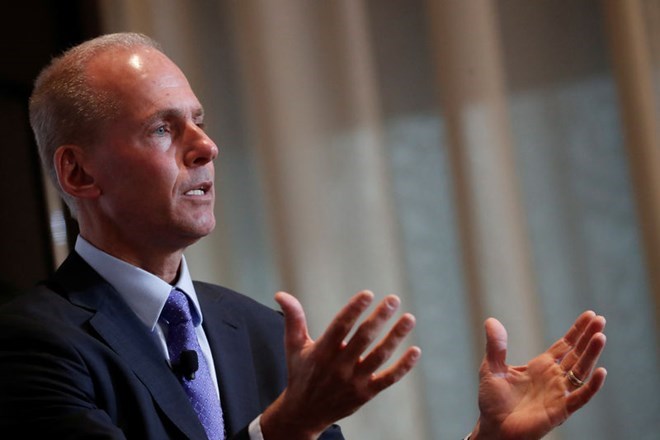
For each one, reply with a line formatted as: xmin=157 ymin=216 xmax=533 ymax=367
xmin=176 ymin=350 xmax=199 ymax=380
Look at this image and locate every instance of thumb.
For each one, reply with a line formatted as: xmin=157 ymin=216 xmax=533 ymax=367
xmin=274 ymin=291 xmax=310 ymax=351
xmin=484 ymin=317 xmax=508 ymax=374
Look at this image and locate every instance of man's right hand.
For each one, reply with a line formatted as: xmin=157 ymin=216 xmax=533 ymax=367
xmin=260 ymin=290 xmax=421 ymax=440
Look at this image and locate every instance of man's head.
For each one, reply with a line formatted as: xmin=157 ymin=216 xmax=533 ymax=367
xmin=30 ymin=33 xmax=161 ymax=213
xmin=30 ymin=32 xmax=218 ymax=260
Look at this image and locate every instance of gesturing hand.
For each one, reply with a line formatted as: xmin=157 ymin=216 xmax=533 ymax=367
xmin=260 ymin=290 xmax=421 ymax=440
xmin=471 ymin=311 xmax=607 ymax=440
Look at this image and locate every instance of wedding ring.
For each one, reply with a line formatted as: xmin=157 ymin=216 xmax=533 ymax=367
xmin=566 ymin=370 xmax=585 ymax=388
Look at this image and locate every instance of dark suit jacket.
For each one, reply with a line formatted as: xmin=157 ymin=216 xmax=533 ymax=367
xmin=0 ymin=252 xmax=343 ymax=439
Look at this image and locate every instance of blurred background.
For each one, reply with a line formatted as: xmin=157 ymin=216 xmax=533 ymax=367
xmin=2 ymin=1 xmax=659 ymax=439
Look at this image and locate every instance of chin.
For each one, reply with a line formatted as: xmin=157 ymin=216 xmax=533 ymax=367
xmin=190 ymin=216 xmax=216 ymax=238
xmin=170 ymin=211 xmax=216 ymax=244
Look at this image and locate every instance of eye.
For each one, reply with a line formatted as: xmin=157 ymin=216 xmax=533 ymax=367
xmin=155 ymin=125 xmax=167 ymax=136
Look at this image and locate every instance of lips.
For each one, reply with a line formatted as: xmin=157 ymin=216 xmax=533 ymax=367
xmin=183 ymin=181 xmax=212 ymax=196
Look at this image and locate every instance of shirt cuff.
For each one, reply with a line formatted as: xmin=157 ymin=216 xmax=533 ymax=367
xmin=248 ymin=414 xmax=265 ymax=440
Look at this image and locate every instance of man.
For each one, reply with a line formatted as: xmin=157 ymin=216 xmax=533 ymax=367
xmin=0 ymin=32 xmax=607 ymax=439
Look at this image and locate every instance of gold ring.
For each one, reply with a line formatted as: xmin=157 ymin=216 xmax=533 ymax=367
xmin=566 ymin=370 xmax=585 ymax=388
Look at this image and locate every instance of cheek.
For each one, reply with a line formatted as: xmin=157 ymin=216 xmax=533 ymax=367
xmin=98 ymin=153 xmax=179 ymax=201
xmin=131 ymin=152 xmax=177 ymax=182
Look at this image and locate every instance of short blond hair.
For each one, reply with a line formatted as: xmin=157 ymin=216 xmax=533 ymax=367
xmin=29 ymin=32 xmax=162 ymax=213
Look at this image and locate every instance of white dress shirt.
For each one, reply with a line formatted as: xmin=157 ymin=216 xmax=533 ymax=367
xmin=75 ymin=236 xmax=264 ymax=439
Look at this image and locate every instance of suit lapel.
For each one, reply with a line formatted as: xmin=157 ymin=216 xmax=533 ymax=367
xmin=196 ymin=284 xmax=261 ymax=436
xmin=52 ymin=253 xmax=208 ymax=440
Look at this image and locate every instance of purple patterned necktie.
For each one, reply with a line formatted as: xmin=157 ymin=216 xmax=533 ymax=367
xmin=160 ymin=288 xmax=225 ymax=440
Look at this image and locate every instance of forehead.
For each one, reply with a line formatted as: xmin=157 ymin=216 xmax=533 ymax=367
xmin=86 ymin=46 xmax=202 ymax=119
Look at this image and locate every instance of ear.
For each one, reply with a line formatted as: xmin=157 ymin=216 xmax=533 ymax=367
xmin=53 ymin=145 xmax=101 ymax=200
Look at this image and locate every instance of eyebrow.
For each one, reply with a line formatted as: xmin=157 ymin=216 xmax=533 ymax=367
xmin=143 ymin=106 xmax=205 ymax=128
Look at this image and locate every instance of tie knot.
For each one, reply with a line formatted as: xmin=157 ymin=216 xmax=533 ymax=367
xmin=160 ymin=288 xmax=193 ymax=326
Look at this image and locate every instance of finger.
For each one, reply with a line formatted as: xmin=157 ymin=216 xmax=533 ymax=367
xmin=566 ymin=367 xmax=607 ymax=414
xmin=573 ymin=316 xmax=606 ymax=355
xmin=484 ymin=318 xmax=508 ymax=374
xmin=566 ymin=332 xmax=607 ymax=387
xmin=369 ymin=346 xmax=422 ymax=394
xmin=356 ymin=312 xmax=416 ymax=375
xmin=342 ymin=295 xmax=401 ymax=361
xmin=314 ymin=290 xmax=374 ymax=351
xmin=559 ymin=315 xmax=606 ymax=372
xmin=274 ymin=291 xmax=310 ymax=350
xmin=547 ymin=310 xmax=596 ymax=360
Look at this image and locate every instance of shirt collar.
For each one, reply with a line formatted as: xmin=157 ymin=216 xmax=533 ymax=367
xmin=74 ymin=235 xmax=204 ymax=330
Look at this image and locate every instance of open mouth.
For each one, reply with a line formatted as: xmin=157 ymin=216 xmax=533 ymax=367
xmin=184 ymin=182 xmax=211 ymax=196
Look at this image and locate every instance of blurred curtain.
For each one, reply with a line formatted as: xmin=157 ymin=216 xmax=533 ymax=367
xmin=94 ymin=0 xmax=660 ymax=438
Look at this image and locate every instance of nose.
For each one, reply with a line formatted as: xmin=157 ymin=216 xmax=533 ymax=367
xmin=184 ymin=122 xmax=218 ymax=167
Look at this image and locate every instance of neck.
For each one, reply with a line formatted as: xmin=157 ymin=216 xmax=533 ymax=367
xmin=78 ymin=232 xmax=186 ymax=284
xmin=83 ymin=233 xmax=184 ymax=282
xmin=75 ymin=208 xmax=201 ymax=283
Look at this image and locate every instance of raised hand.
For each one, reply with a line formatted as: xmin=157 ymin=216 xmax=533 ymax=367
xmin=260 ymin=290 xmax=421 ymax=440
xmin=471 ymin=311 xmax=607 ymax=440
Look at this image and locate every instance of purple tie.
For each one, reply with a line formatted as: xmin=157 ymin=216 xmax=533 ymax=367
xmin=160 ymin=288 xmax=225 ymax=440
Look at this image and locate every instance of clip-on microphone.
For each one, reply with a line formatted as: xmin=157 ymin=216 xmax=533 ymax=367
xmin=175 ymin=350 xmax=199 ymax=380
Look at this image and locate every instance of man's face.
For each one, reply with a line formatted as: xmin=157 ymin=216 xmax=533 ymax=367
xmin=84 ymin=47 xmax=218 ymax=253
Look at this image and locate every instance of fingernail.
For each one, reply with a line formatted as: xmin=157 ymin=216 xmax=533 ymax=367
xmin=386 ymin=296 xmax=400 ymax=309
xmin=359 ymin=291 xmax=373 ymax=306
xmin=401 ymin=314 xmax=415 ymax=329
